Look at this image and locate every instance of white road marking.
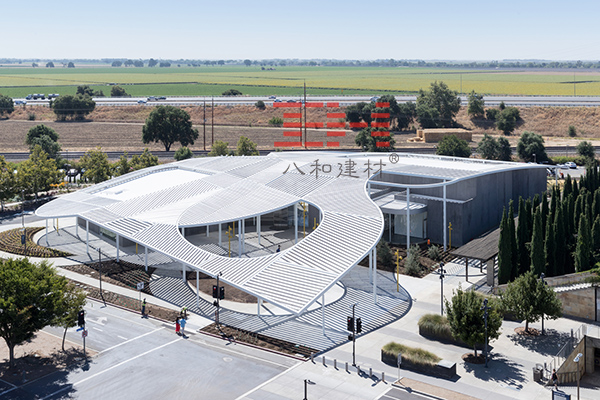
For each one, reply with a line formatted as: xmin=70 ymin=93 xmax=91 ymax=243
xmin=39 ymin=329 xmax=100 ymax=353
xmin=234 ymin=362 xmax=302 ymax=400
xmin=42 ymin=338 xmax=181 ymax=399
xmin=117 ymin=335 xmax=128 ymax=340
xmin=99 ymin=327 xmax=163 ymax=354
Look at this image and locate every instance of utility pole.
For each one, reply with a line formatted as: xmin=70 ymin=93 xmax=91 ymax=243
xmin=203 ymin=100 xmax=206 ymax=151
xmin=439 ymin=262 xmax=445 ymax=315
xmin=303 ymin=80 xmax=307 ymax=149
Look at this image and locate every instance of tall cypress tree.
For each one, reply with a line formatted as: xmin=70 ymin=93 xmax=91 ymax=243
xmin=564 ymin=176 xmax=572 ymax=200
xmin=517 ymin=197 xmax=530 ymax=276
xmin=554 ymin=204 xmax=566 ymax=276
xmin=565 ymin=194 xmax=576 ymax=274
xmin=498 ymin=208 xmax=512 ymax=285
xmin=508 ymin=200 xmax=519 ymax=281
xmin=573 ymin=179 xmax=579 ymax=199
xmin=592 ymin=215 xmax=600 ymax=262
xmin=545 ymin=217 xmax=556 ymax=276
xmin=575 ymin=217 xmax=592 ymax=272
xmin=530 ymin=209 xmax=545 ymax=276
xmin=526 ymin=199 xmax=533 ymax=234
xmin=533 ymin=194 xmax=540 ymax=214
xmin=541 ymin=192 xmax=549 ymax=238
xmin=592 ymin=189 xmax=600 ymax=217
xmin=550 ymin=186 xmax=558 ymax=219
xmin=574 ymin=195 xmax=584 ymax=231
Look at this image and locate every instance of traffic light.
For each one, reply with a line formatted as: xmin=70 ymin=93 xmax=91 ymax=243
xmin=77 ymin=310 xmax=85 ymax=327
xmin=219 ymin=286 xmax=225 ymax=300
xmin=347 ymin=316 xmax=354 ymax=332
xmin=212 ymin=285 xmax=218 ymax=298
xmin=356 ymin=318 xmax=362 ymax=334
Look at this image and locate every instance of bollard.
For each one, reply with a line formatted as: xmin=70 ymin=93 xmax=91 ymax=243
xmin=310 ymin=352 xmax=314 ymax=363
xmin=382 ymin=372 xmax=385 ymax=383
xmin=369 ymin=367 xmax=372 ymax=378
xmin=334 ymin=359 xmax=337 ymax=369
xmin=345 ymin=362 xmax=348 ymax=372
xmin=357 ymin=365 xmax=361 ymax=375
xmin=323 ymin=356 xmax=326 ymax=366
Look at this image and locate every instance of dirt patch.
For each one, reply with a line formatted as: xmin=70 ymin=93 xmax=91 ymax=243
xmin=186 ymin=271 xmax=256 ymax=303
xmin=514 ymin=326 xmax=541 ymax=336
xmin=359 ymin=243 xmax=452 ymax=278
xmin=201 ymin=323 xmax=315 ymax=358
xmin=461 ymin=353 xmax=486 ymax=364
xmin=0 ymin=330 xmax=93 ymax=386
xmin=61 ymin=260 xmax=155 ymax=295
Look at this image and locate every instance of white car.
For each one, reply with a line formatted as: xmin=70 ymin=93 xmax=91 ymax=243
xmin=565 ymin=162 xmax=577 ymax=169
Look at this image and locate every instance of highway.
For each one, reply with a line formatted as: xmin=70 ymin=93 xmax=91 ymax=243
xmin=15 ymin=94 xmax=600 ymax=108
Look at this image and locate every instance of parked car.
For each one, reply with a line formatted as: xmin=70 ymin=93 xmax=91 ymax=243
xmin=274 ymin=99 xmax=282 ymax=103
xmin=25 ymin=94 xmax=33 ymax=100
xmin=565 ymin=161 xmax=577 ymax=169
xmin=33 ymin=94 xmax=45 ymax=100
xmin=147 ymin=96 xmax=157 ymax=101
xmin=137 ymin=99 xmax=147 ymax=104
xmin=48 ymin=94 xmax=60 ymax=99
xmin=157 ymin=96 xmax=166 ymax=100
xmin=14 ymin=100 xmax=27 ymax=105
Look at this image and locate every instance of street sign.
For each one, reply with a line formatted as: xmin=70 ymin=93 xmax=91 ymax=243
xmin=137 ymin=282 xmax=144 ymax=290
xmin=82 ymin=330 xmax=88 ymax=338
xmin=397 ymin=353 xmax=402 ymax=367
xmin=552 ymin=391 xmax=570 ymax=400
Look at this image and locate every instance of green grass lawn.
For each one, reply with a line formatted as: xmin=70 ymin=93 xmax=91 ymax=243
xmin=1 ymin=66 xmax=599 ymax=97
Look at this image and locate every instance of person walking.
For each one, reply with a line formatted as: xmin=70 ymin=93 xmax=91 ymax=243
xmin=552 ymin=369 xmax=558 ymax=390
xmin=175 ymin=317 xmax=181 ymax=335
xmin=276 ymin=245 xmax=281 ymax=253
xmin=179 ymin=316 xmax=186 ymax=337
xmin=141 ymin=298 xmax=147 ymax=317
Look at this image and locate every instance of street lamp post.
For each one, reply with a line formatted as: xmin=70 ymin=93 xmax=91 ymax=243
xmin=439 ymin=263 xmax=445 ymax=315
xmin=481 ymin=298 xmax=490 ymax=368
xmin=21 ymin=190 xmax=26 ymax=256
xmin=303 ymin=379 xmax=315 ymax=400
xmin=540 ymin=272 xmax=545 ymax=335
xmin=574 ymin=352 xmax=583 ymax=400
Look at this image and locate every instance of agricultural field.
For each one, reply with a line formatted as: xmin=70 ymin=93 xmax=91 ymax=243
xmin=1 ymin=66 xmax=600 ymax=97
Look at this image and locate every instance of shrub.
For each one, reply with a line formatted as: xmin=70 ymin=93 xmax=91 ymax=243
xmin=28 ymin=113 xmax=36 ymax=121
xmin=222 ymin=89 xmax=242 ymax=96
xmin=568 ymin=125 xmax=577 ymax=137
xmin=255 ymin=100 xmax=266 ymax=110
xmin=418 ymin=314 xmax=453 ymax=341
xmin=427 ymin=245 xmax=441 ymax=261
xmin=485 ymin=108 xmax=499 ymax=121
xmin=174 ymin=146 xmax=193 ymax=161
xmin=405 ymin=244 xmax=421 ymax=276
xmin=382 ymin=342 xmax=441 ymax=366
xmin=268 ymin=117 xmax=283 ymax=127
xmin=377 ymin=240 xmax=393 ymax=266
xmin=551 ymin=155 xmax=587 ymax=165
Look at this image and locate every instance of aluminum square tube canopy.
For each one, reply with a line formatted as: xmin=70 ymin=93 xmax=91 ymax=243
xmin=36 ymin=152 xmax=538 ymax=314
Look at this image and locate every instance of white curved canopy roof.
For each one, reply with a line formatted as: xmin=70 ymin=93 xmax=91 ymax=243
xmin=37 ymin=151 xmax=536 ymax=314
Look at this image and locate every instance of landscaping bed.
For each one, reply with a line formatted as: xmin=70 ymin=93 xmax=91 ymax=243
xmin=0 ymin=227 xmax=72 ymax=257
xmin=201 ymin=323 xmax=316 ymax=358
xmin=62 ymin=260 xmax=155 ymax=295
xmin=418 ymin=313 xmax=483 ymax=350
xmin=381 ymin=342 xmax=455 ymax=379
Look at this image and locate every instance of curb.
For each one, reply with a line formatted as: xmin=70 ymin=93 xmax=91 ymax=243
xmin=391 ymin=382 xmax=447 ymax=400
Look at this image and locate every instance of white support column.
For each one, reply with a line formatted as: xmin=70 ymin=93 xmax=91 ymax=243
xmin=443 ymin=183 xmax=447 ymax=251
xmin=368 ymin=182 xmax=371 ymax=197
xmin=241 ymin=219 xmax=245 ymax=255
xmin=369 ymin=247 xmax=373 ymax=283
xmin=321 ymin=294 xmax=325 ymax=336
xmin=238 ymin=219 xmax=242 ymax=258
xmin=294 ymin=204 xmax=298 ymax=244
xmin=373 ymin=247 xmax=378 ymax=304
xmin=257 ymin=215 xmax=261 ymax=246
xmin=406 ymin=188 xmax=411 ymax=250
xmin=258 ymin=298 xmax=262 ymax=316
xmin=116 ymin=233 xmax=120 ymax=262
xmin=196 ymin=270 xmax=200 ymax=308
xmin=182 ymin=227 xmax=185 ymax=237
xmin=145 ymin=246 xmax=148 ymax=271
xmin=206 ymin=225 xmax=209 ymax=238
xmin=182 ymin=263 xmax=186 ymax=283
xmin=45 ymin=219 xmax=49 ymax=245
xmin=86 ymin=220 xmax=89 ymax=253
xmin=218 ymin=224 xmax=222 ymax=247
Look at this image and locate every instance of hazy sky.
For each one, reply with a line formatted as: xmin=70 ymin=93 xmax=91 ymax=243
xmin=5 ymin=0 xmax=599 ymax=61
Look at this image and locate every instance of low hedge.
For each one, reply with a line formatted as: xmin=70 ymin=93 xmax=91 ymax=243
xmin=381 ymin=342 xmax=441 ymax=367
xmin=418 ymin=313 xmax=483 ymax=350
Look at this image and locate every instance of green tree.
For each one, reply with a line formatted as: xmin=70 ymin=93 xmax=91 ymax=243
xmin=445 ymin=287 xmax=502 ymax=357
xmin=142 ymin=106 xmax=198 ymax=151
xmin=495 ymin=107 xmax=519 ymax=135
xmin=516 ymin=197 xmax=530 ymax=276
xmin=110 ymin=86 xmax=130 ymax=97
xmin=208 ymin=140 xmax=232 ymax=156
xmin=576 ymin=141 xmax=595 ymax=161
xmin=436 ymin=135 xmax=471 ymax=158
xmin=80 ymin=147 xmax=111 ymax=184
xmin=516 ymin=131 xmax=548 ymax=162
xmin=477 ymin=133 xmax=499 ymax=160
xmin=416 ymin=81 xmax=460 ymax=128
xmin=0 ymin=95 xmax=15 ymax=118
xmin=508 ymin=200 xmax=519 ymax=280
xmin=467 ymin=91 xmax=485 ymax=117
xmin=592 ymin=215 xmax=600 ymax=263
xmin=243 ymin=59 xmax=252 ymax=67
xmin=29 ymin=135 xmax=62 ymax=161
xmin=497 ymin=137 xmax=512 ymax=161
xmin=575 ymin=216 xmax=592 ymax=272
xmin=76 ymin=85 xmax=103 ymax=97
xmin=502 ymin=270 xmax=562 ymax=333
xmin=397 ymin=102 xmax=417 ymax=130
xmin=236 ymin=136 xmax=259 ymax=156
xmin=148 ymin=58 xmax=158 ymax=67
xmin=255 ymin=100 xmax=266 ymax=110
xmin=52 ymin=94 xmax=96 ymax=121
xmin=530 ymin=209 xmax=545 ymax=276
xmin=416 ymin=103 xmax=440 ymax=129
xmin=0 ymin=258 xmax=84 ymax=367
xmin=554 ymin=203 xmax=566 ymax=276
xmin=354 ymin=127 xmax=395 ymax=152
xmin=0 ymin=156 xmax=16 ymax=212
xmin=486 ymin=108 xmax=499 ymax=121
xmin=112 ymin=153 xmax=131 ymax=176
xmin=568 ymin=125 xmax=577 ymax=137
xmin=111 ymin=60 xmax=122 ymax=67
xmin=377 ymin=239 xmax=393 ymax=266
xmin=545 ymin=212 xmax=556 ymax=276
xmin=130 ymin=148 xmax=159 ymax=171
xmin=67 ymin=62 xmax=75 ymax=68
xmin=26 ymin=125 xmax=61 ymax=159
xmin=222 ymin=89 xmax=242 ymax=96
xmin=17 ymin=146 xmax=62 ymax=199
xmin=46 ymin=61 xmax=54 ymax=68
xmin=54 ymin=282 xmax=87 ymax=351
xmin=174 ymin=146 xmax=193 ymax=161
xmin=497 ymin=208 xmax=512 ymax=284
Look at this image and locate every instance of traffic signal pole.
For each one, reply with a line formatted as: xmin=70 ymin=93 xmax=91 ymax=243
xmin=352 ymin=303 xmax=356 ymax=366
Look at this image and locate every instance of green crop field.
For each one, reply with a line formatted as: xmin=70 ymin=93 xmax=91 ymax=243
xmin=1 ymin=66 xmax=599 ymax=97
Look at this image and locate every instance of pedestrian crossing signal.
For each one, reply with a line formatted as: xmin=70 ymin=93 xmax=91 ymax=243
xmin=77 ymin=310 xmax=85 ymax=327
xmin=219 ymin=286 xmax=225 ymax=300
xmin=212 ymin=285 xmax=218 ymax=298
xmin=356 ymin=318 xmax=362 ymax=334
xmin=347 ymin=316 xmax=354 ymax=332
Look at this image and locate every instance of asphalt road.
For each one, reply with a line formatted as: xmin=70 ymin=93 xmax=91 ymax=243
xmin=15 ymin=94 xmax=600 ymax=107
xmin=1 ymin=299 xmax=298 ymax=400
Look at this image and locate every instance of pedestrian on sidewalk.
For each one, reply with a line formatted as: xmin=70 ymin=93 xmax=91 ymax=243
xmin=552 ymin=369 xmax=558 ymax=390
xmin=180 ymin=316 xmax=186 ymax=337
xmin=141 ymin=298 xmax=147 ymax=317
xmin=175 ymin=317 xmax=181 ymax=335
xmin=276 ymin=245 xmax=281 ymax=253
